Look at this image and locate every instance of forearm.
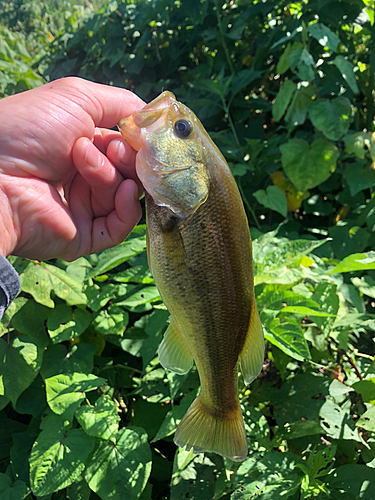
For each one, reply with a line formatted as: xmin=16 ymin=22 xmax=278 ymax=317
xmin=0 ymin=254 xmax=20 ymax=320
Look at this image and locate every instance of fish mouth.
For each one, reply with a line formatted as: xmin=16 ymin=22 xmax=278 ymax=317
xmin=118 ymin=91 xmax=177 ymax=150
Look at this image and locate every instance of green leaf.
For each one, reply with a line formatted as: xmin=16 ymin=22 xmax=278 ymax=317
xmin=116 ymin=286 xmax=161 ymax=310
xmin=352 ymin=275 xmax=375 ymax=299
xmin=89 ymin=229 xmax=147 ymax=278
xmin=307 ymin=23 xmax=339 ymax=50
xmin=20 ymin=262 xmax=87 ymax=308
xmin=170 ymin=450 xmax=224 ymax=500
xmin=47 ymin=305 xmax=92 ymax=343
xmin=330 ymin=223 xmax=370 ymax=260
xmin=327 ymin=464 xmax=375 ymax=500
xmin=152 ymin=390 xmax=198 ymax=442
xmin=296 ymin=48 xmax=315 ymax=82
xmin=75 ymin=395 xmax=120 ymax=440
xmin=311 ymin=282 xmax=339 ymax=335
xmin=284 ymin=87 xmax=313 ymax=126
xmin=231 ymin=451 xmax=303 ymax=499
xmin=0 ymin=334 xmax=43 ymax=405
xmin=277 ymin=42 xmax=302 ymax=74
xmin=85 ymin=283 xmax=116 ymax=311
xmin=356 ymin=406 xmax=375 ymax=432
xmin=309 ymin=97 xmax=353 ymax=141
xmin=92 ymin=305 xmax=129 ymax=336
xmin=231 ymin=69 xmax=262 ymax=97
xmin=112 ymin=266 xmax=154 ymax=284
xmin=345 ymin=132 xmax=372 ymax=159
xmin=343 ymin=163 xmax=375 ymax=196
xmin=253 ymin=186 xmax=287 ymax=217
xmin=254 ymin=235 xmax=328 ymax=284
xmin=352 ymin=378 xmax=375 ymax=404
xmin=10 ymin=430 xmax=35 ymax=485
xmin=0 ymin=474 xmax=28 ymax=500
xmin=272 ymin=80 xmax=297 ymax=122
xmin=84 ymin=427 xmax=152 ymax=500
xmin=0 ymin=297 xmax=27 ymax=336
xmin=330 ymin=251 xmax=375 ymax=273
xmin=319 ymin=400 xmax=363 ymax=442
xmin=11 ymin=299 xmax=50 ymax=347
xmin=281 ymin=138 xmax=339 ymax=191
xmin=40 ymin=343 xmax=96 ymax=379
xmin=45 ymin=372 xmax=105 ymax=420
xmin=274 ymin=419 xmax=323 ymax=441
xmin=66 ymin=476 xmax=91 ymax=500
xmin=332 ymin=56 xmax=359 ymax=94
xmin=14 ymin=375 xmax=47 ymax=417
xmin=266 ymin=319 xmax=311 ymax=361
xmin=140 ymin=309 xmax=169 ymax=370
xmin=29 ymin=416 xmax=95 ymax=497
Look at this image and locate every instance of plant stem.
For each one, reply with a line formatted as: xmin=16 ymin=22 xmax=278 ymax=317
xmin=214 ymin=0 xmax=234 ymax=75
xmin=238 ymin=179 xmax=261 ymax=230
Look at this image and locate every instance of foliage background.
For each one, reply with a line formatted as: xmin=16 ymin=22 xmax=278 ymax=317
xmin=1 ymin=0 xmax=375 ymax=498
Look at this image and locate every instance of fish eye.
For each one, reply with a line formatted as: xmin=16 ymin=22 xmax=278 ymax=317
xmin=174 ymin=119 xmax=193 ymax=138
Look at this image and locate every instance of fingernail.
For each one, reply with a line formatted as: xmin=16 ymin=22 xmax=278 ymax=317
xmin=116 ymin=140 xmax=127 ymax=163
xmin=86 ymin=144 xmax=103 ymax=169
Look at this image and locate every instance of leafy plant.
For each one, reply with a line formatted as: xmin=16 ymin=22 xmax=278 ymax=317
xmin=1 ymin=0 xmax=375 ymax=498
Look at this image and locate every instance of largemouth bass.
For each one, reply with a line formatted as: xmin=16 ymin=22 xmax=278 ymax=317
xmin=118 ymin=92 xmax=264 ymax=462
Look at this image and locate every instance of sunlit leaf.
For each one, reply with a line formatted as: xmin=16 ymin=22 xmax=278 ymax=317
xmin=29 ymin=416 xmax=94 ymax=497
xmin=84 ymin=427 xmax=152 ymax=500
xmin=281 ymin=138 xmax=339 ymax=191
xmin=330 ymin=251 xmax=375 ymax=273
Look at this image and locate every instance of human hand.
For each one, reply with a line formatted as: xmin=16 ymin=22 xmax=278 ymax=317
xmin=0 ymin=77 xmax=145 ymax=260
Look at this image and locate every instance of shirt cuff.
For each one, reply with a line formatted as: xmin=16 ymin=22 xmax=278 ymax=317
xmin=0 ymin=254 xmax=21 ymax=319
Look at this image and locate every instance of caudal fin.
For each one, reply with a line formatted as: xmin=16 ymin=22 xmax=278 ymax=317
xmin=174 ymin=395 xmax=247 ymax=462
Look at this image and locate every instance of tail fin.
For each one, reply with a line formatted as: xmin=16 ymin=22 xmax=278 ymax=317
xmin=174 ymin=394 xmax=247 ymax=462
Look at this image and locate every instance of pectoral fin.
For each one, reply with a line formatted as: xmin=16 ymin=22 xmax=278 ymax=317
xmin=240 ymin=302 xmax=264 ymax=385
xmin=158 ymin=320 xmax=193 ymax=374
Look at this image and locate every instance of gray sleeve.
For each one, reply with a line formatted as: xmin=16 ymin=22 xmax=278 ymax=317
xmin=0 ymin=254 xmax=21 ymax=320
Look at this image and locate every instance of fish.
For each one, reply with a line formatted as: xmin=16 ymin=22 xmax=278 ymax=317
xmin=118 ymin=91 xmax=264 ymax=462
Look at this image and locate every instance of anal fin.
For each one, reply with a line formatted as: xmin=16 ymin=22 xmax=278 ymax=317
xmin=158 ymin=320 xmax=193 ymax=375
xmin=240 ymin=300 xmax=265 ymax=385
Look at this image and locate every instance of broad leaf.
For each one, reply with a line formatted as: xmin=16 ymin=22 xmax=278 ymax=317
xmin=281 ymin=138 xmax=339 ymax=191
xmin=88 ymin=227 xmax=147 ymax=278
xmin=20 ymin=262 xmax=87 ymax=308
xmin=92 ymin=305 xmax=129 ymax=336
xmin=343 ymin=162 xmax=375 ymax=196
xmin=0 ymin=334 xmax=43 ymax=405
xmin=29 ymin=416 xmax=95 ymax=497
xmin=41 ymin=343 xmax=96 ymax=379
xmin=47 ymin=305 xmax=92 ymax=343
xmin=272 ymin=80 xmax=296 ymax=122
xmin=307 ymin=23 xmax=339 ymax=50
xmin=84 ymin=427 xmax=152 ymax=500
xmin=170 ymin=450 xmax=225 ymax=500
xmin=0 ymin=474 xmax=28 ymax=500
xmin=309 ymin=97 xmax=353 ymax=141
xmin=11 ymin=299 xmax=50 ymax=347
xmin=45 ymin=372 xmax=105 ymax=420
xmin=253 ymin=186 xmax=287 ymax=217
xmin=332 ymin=56 xmax=359 ymax=94
xmin=231 ymin=452 xmax=304 ymax=500
xmin=356 ymin=406 xmax=375 ymax=432
xmin=330 ymin=251 xmax=375 ymax=274
xmin=75 ymin=395 xmax=120 ymax=440
xmin=266 ymin=319 xmax=311 ymax=361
